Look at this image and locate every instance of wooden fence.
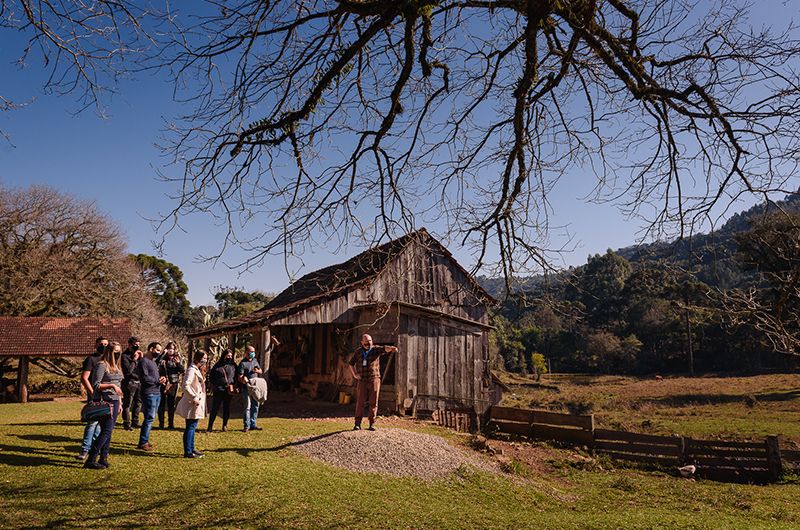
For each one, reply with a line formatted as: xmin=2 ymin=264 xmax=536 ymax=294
xmin=432 ymin=407 xmax=477 ymax=433
xmin=480 ymin=406 xmax=797 ymax=483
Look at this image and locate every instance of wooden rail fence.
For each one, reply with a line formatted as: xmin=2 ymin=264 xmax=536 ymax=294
xmin=479 ymin=405 xmax=797 ymax=483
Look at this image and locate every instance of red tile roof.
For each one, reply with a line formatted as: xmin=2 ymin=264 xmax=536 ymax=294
xmin=0 ymin=317 xmax=132 ymax=357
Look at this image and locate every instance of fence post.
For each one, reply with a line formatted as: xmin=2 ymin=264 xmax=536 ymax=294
xmin=766 ymin=435 xmax=782 ymax=482
xmin=678 ymin=436 xmax=687 ymax=466
xmin=589 ymin=414 xmax=595 ymax=447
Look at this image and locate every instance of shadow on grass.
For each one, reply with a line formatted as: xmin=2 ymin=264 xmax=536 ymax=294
xmin=213 ymin=429 xmax=348 ymax=457
xmin=632 ymin=390 xmax=800 ymax=408
xmin=13 ymin=489 xmax=254 ymax=529
xmin=0 ymin=443 xmax=82 ymax=467
xmin=9 ymin=420 xmax=82 ymax=427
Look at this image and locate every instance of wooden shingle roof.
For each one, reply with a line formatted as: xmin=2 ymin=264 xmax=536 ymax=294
xmin=188 ymin=228 xmax=493 ymax=338
xmin=0 ymin=317 xmax=132 ymax=357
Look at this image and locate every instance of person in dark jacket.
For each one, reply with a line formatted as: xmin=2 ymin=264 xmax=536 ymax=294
xmin=157 ymin=341 xmax=185 ymax=430
xmin=120 ymin=336 xmax=143 ymax=431
xmin=207 ymin=349 xmax=236 ymax=432
xmin=136 ymin=342 xmax=166 ymax=451
xmin=77 ymin=336 xmax=108 ymax=460
xmin=84 ymin=342 xmax=123 ymax=470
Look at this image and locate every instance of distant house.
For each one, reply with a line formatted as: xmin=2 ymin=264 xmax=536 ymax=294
xmin=0 ymin=317 xmax=132 ymax=403
xmin=188 ymin=229 xmax=498 ymax=414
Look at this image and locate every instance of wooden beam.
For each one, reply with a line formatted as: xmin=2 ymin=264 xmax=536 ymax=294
xmin=16 ymin=356 xmax=29 ymax=404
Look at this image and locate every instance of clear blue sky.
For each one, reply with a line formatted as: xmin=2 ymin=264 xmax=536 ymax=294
xmin=0 ymin=3 xmax=793 ymax=306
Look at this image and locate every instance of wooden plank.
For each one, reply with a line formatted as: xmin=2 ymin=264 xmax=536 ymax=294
xmin=689 ymin=456 xmax=769 ymax=469
xmin=489 ymin=420 xmax=531 ymax=437
xmin=594 ymin=440 xmax=682 ymax=457
xmin=531 ymin=424 xmax=594 ymax=445
xmin=594 ymin=429 xmax=682 ymax=446
xmin=686 ymin=447 xmax=767 ymax=458
xmin=696 ymin=467 xmax=771 ymax=484
xmin=685 ymin=439 xmax=766 ymax=450
xmin=531 ymin=409 xmax=594 ymax=430
xmin=491 ymin=406 xmax=534 ymax=423
xmin=781 ymin=449 xmax=800 ymax=461
xmin=600 ymin=451 xmax=678 ymax=466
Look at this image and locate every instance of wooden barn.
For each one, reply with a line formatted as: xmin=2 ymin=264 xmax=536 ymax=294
xmin=187 ymin=229 xmax=498 ymax=415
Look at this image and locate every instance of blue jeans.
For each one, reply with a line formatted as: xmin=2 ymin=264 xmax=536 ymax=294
xmin=243 ymin=392 xmax=259 ymax=429
xmin=81 ymin=419 xmax=100 ymax=454
xmin=138 ymin=393 xmax=160 ymax=446
xmin=183 ymin=419 xmax=199 ymax=456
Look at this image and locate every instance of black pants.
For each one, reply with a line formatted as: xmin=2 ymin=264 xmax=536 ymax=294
xmin=158 ymin=384 xmax=178 ymax=428
xmin=88 ymin=400 xmax=120 ymax=463
xmin=208 ymin=390 xmax=231 ymax=430
xmin=122 ymin=380 xmax=141 ymax=428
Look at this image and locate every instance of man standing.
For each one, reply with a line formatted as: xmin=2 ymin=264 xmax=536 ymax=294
xmin=349 ymin=334 xmax=397 ymax=431
xmin=137 ymin=342 xmax=166 ymax=451
xmin=77 ymin=336 xmax=108 ymax=460
xmin=237 ymin=345 xmax=263 ymax=432
xmin=121 ymin=337 xmax=143 ymax=431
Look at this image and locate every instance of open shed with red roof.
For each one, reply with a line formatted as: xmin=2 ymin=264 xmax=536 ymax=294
xmin=0 ymin=317 xmax=131 ymax=402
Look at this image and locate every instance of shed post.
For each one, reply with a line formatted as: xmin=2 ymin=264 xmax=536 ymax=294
xmin=260 ymin=327 xmax=272 ymax=371
xmin=16 ymin=356 xmax=29 ymax=404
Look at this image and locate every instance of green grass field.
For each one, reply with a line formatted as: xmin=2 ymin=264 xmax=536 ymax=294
xmin=499 ymin=373 xmax=800 ymax=444
xmin=1 ymin=400 xmax=799 ymax=529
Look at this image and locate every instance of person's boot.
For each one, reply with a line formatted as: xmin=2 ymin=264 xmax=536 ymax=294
xmin=83 ymin=453 xmax=103 ymax=469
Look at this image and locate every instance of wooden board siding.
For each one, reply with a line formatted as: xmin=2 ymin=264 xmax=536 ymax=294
xmin=268 ymin=292 xmax=359 ymax=326
xmin=363 ymin=242 xmax=488 ymax=324
xmin=399 ymin=312 xmax=489 ymax=414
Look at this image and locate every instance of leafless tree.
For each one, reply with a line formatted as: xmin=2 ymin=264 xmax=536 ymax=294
xmin=720 ymin=209 xmax=800 ymax=355
xmin=0 ymin=0 xmax=154 ymax=133
xmin=0 ymin=184 xmax=169 ymax=340
xmin=154 ymin=1 xmax=800 ymax=290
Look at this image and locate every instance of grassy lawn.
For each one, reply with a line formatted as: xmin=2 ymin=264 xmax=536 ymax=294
xmin=1 ymin=400 xmax=799 ymax=528
xmin=498 ymin=373 xmax=800 ymax=444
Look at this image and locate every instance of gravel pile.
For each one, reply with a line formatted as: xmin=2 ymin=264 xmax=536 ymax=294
xmin=293 ymin=428 xmax=493 ymax=480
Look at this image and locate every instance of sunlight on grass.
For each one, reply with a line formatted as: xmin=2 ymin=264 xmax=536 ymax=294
xmin=1 ymin=401 xmax=799 ymax=528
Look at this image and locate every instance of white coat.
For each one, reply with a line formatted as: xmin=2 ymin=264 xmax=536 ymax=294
xmin=175 ymin=364 xmax=207 ymax=420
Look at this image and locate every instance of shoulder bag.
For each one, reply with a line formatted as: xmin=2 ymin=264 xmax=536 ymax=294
xmin=81 ymin=398 xmax=111 ymax=423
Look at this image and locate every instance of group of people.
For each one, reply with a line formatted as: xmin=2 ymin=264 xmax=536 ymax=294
xmin=77 ymin=332 xmax=397 ymax=469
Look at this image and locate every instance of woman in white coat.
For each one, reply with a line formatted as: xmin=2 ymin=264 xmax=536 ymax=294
xmin=176 ymin=349 xmax=208 ymax=458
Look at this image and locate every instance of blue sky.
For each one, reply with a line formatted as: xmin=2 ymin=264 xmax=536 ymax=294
xmin=0 ymin=3 xmax=794 ymax=306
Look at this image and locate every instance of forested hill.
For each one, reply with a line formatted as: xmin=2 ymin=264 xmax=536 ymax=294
xmin=478 ymin=191 xmax=800 ymax=297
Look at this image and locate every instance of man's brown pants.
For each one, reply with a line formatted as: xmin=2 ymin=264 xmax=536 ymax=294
xmin=354 ymin=377 xmax=380 ymax=426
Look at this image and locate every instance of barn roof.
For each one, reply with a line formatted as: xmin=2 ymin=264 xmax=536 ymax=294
xmin=0 ymin=317 xmax=132 ymax=357
xmin=189 ymin=228 xmax=493 ymax=338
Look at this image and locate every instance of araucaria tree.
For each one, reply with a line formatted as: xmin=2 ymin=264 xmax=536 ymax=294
xmin=163 ymin=1 xmax=800 ymax=286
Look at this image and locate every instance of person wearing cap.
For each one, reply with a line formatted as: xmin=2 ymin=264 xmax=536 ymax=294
xmin=237 ymin=345 xmax=263 ymax=432
xmin=348 ymin=334 xmax=398 ymax=431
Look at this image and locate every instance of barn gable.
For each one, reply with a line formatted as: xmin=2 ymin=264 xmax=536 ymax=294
xmin=189 ymin=228 xmax=492 ymax=336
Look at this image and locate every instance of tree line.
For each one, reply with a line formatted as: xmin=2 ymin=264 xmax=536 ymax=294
xmin=489 ymin=193 xmax=800 ymax=375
